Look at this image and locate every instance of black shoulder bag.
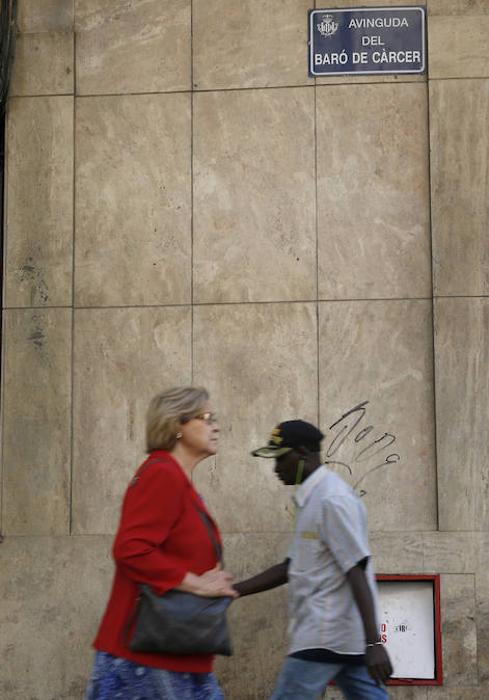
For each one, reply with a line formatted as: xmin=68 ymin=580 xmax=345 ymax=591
xmin=126 ymin=466 xmax=233 ymax=656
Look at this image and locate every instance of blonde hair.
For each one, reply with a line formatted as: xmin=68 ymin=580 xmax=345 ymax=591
xmin=145 ymin=386 xmax=210 ymax=452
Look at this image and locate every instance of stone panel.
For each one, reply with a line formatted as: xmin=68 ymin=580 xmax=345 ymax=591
xmin=317 ymin=75 xmax=426 ymax=86
xmin=75 ymin=94 xmax=191 ymax=307
xmin=0 ymin=535 xmax=112 ymax=700
xmin=319 ymin=300 xmax=436 ymax=531
xmin=429 ymin=0 xmax=489 ymax=11
xmin=217 ymin=533 xmax=290 ymax=699
xmin=4 ymin=97 xmax=73 ymax=307
xmin=438 ymin=575 xmax=478 ymax=687
xmin=477 ymin=533 xmax=489 ymax=572
xmin=76 ymin=0 xmax=191 ymax=95
xmin=217 ymin=587 xmax=288 ymax=698
xmin=428 ymin=1 xmax=489 ymax=79
xmin=222 ymin=532 xmax=290 ymax=581
xmin=2 ymin=309 xmax=71 ymax=534
xmin=10 ymin=32 xmax=74 ymax=96
xmin=435 ymin=298 xmax=489 ymax=531
xmin=476 ymin=571 xmax=489 ymax=686
xmin=193 ymin=88 xmax=316 ymax=303
xmin=193 ymin=302 xmax=318 ymax=532
xmin=389 ymin=690 xmax=427 ymax=700
xmin=317 ymin=83 xmax=431 ymax=300
xmin=430 ymin=79 xmax=489 ymax=296
xmin=17 ymin=0 xmax=74 ymax=32
xmin=193 ymin=0 xmax=311 ymax=90
xmin=422 ymin=532 xmax=479 ymax=574
xmin=72 ymin=306 xmax=191 ymax=534
xmin=426 ymin=690 xmax=485 ymax=700
xmin=370 ymin=532 xmax=425 ymax=574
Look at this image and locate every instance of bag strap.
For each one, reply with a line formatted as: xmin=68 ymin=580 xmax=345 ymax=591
xmin=192 ymin=502 xmax=223 ymax=564
xmin=129 ymin=458 xmax=161 ymax=486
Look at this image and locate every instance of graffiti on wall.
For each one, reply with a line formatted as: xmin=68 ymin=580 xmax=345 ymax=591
xmin=324 ymin=400 xmax=401 ymax=495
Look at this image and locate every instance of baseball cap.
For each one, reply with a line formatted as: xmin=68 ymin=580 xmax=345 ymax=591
xmin=252 ymin=420 xmax=324 ymax=458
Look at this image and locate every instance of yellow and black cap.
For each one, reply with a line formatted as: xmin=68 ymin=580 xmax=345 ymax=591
xmin=252 ymin=420 xmax=324 ymax=458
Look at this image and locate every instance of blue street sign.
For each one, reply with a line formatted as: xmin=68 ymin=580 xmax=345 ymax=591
xmin=309 ymin=7 xmax=426 ymax=76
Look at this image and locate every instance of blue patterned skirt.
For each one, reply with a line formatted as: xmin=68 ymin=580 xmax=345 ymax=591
xmin=84 ymin=652 xmax=224 ymax=700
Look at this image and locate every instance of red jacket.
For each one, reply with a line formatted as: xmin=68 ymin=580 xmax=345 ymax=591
xmin=93 ymin=450 xmax=223 ymax=672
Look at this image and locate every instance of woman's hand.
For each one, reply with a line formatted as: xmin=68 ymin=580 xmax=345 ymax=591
xmin=198 ymin=566 xmax=238 ymax=597
xmin=178 ymin=566 xmax=238 ymax=598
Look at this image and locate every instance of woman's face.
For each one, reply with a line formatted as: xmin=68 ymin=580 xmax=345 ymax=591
xmin=179 ymin=401 xmax=220 ymax=457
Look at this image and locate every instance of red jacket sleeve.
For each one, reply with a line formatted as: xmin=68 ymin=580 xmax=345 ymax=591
xmin=112 ymin=461 xmax=188 ymax=594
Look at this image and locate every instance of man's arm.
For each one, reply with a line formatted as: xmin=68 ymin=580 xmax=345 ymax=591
xmin=346 ymin=562 xmax=393 ymax=684
xmin=233 ymin=559 xmax=289 ymax=597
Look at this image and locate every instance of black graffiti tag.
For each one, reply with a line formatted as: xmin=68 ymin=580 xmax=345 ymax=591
xmin=325 ymin=401 xmax=401 ymax=494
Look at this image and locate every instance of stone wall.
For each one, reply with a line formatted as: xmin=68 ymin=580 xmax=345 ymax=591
xmin=1 ymin=1 xmax=488 ymax=698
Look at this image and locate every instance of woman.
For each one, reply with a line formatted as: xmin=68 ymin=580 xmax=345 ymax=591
xmin=85 ymin=386 xmax=236 ymax=700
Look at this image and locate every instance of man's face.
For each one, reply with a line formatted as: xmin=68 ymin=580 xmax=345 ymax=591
xmin=274 ymin=450 xmax=303 ymax=485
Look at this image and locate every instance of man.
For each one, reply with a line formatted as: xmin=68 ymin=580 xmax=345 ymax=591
xmin=234 ymin=420 xmax=392 ymax=700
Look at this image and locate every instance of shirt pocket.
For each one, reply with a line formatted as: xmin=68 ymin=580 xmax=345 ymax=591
xmin=290 ymin=534 xmax=324 ymax=572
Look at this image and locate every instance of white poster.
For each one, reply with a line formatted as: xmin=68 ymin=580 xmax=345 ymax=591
xmin=377 ymin=580 xmax=436 ymax=679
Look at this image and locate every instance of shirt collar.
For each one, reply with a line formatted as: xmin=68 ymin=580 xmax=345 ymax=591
xmin=293 ymin=465 xmax=328 ymax=508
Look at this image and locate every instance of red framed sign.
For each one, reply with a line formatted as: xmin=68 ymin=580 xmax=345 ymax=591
xmin=376 ymin=574 xmax=443 ymax=685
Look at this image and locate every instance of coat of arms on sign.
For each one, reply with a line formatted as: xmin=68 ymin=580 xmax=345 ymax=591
xmin=317 ymin=14 xmax=339 ymax=38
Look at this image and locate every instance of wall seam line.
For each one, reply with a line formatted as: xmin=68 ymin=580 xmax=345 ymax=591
xmin=426 ymin=75 xmax=440 ymax=532
xmin=69 ymin=21 xmax=76 ymax=536
xmin=3 ymin=529 xmax=487 ymax=538
xmin=1 ymin=297 xmax=438 ymax=312
xmin=0 ymin=296 xmax=441 ymax=312
xmin=314 ymin=80 xmax=320 ymax=429
xmin=190 ymin=0 xmax=194 ymax=384
xmin=9 ymin=76 xmax=434 ymax=100
xmin=314 ymin=0 xmax=320 ymax=427
xmin=0 ymin=106 xmax=9 ymax=534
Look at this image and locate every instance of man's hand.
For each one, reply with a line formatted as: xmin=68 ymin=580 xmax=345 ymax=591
xmin=366 ymin=643 xmax=393 ymax=685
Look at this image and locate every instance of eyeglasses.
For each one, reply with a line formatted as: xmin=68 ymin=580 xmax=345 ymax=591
xmin=194 ymin=411 xmax=218 ymax=425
